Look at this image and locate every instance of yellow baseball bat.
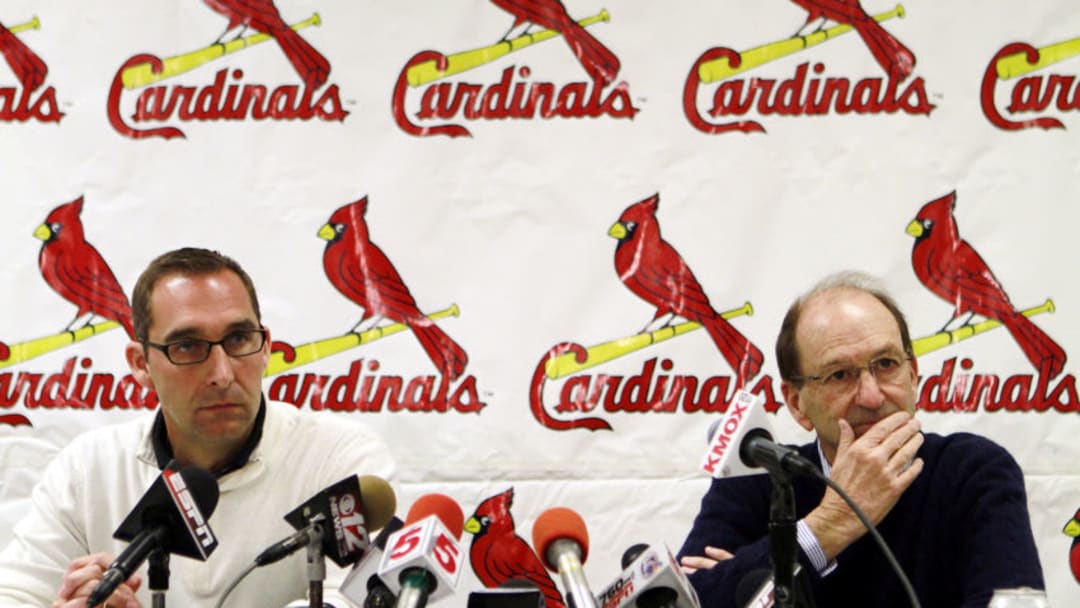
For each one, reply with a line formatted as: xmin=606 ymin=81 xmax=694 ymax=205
xmin=912 ymin=299 xmax=1056 ymax=356
xmin=544 ymin=302 xmax=754 ymax=380
xmin=122 ymin=13 xmax=322 ymax=89
xmin=406 ymin=10 xmax=611 ymax=87
xmin=264 ymin=304 xmax=460 ymax=376
xmin=995 ymin=37 xmax=1080 ymax=80
xmin=0 ymin=322 xmax=120 ymax=370
xmin=698 ymin=4 xmax=906 ymax=83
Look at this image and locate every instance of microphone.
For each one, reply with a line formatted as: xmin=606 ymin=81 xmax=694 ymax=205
xmin=595 ymin=543 xmax=700 ymax=608
xmin=532 ymin=506 xmax=597 ymax=608
xmin=467 ymin=579 xmax=546 ymax=608
xmin=701 ymin=390 xmax=818 ymax=479
xmin=338 ymin=515 xmax=404 ymax=607
xmin=377 ymin=493 xmax=466 ymax=608
xmin=733 ymin=565 xmax=816 ymax=608
xmin=87 ymin=466 xmax=219 ymax=607
xmin=256 ymin=475 xmax=397 ymax=568
xmin=735 ymin=569 xmax=774 ymax=608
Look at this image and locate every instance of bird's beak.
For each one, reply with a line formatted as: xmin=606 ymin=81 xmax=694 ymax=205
xmin=608 ymin=222 xmax=627 ymax=240
xmin=905 ymin=220 xmax=923 ymax=238
xmin=316 ymin=224 xmax=335 ymax=241
xmin=464 ymin=516 xmax=481 ymax=535
xmin=32 ymin=224 xmax=52 ymax=241
xmin=1065 ymin=518 xmax=1080 ymax=537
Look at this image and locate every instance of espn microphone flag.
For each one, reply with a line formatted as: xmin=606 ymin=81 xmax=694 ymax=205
xmin=89 ymin=465 xmax=219 ymax=606
xmin=701 ymin=389 xmax=774 ymax=478
xmin=112 ymin=465 xmax=219 ymax=560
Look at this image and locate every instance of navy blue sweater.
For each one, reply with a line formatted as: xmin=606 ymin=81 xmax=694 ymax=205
xmin=678 ymin=432 xmax=1044 ymax=607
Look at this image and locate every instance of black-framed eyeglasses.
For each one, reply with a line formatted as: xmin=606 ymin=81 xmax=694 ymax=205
xmin=143 ymin=329 xmax=267 ymax=365
xmin=790 ymin=354 xmax=913 ymax=395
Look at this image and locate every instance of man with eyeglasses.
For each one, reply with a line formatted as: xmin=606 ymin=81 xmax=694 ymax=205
xmin=0 ymin=247 xmax=396 ymax=607
xmin=678 ymin=271 xmax=1044 ymax=607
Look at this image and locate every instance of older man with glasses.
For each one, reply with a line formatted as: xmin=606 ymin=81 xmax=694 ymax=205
xmin=678 ymin=271 xmax=1044 ymax=607
xmin=0 ymin=247 xmax=396 ymax=608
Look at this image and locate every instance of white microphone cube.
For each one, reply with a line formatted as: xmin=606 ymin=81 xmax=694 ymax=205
xmin=377 ymin=516 xmax=463 ymax=602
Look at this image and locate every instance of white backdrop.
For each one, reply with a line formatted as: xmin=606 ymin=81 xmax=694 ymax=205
xmin=2 ymin=0 xmax=1079 ymax=604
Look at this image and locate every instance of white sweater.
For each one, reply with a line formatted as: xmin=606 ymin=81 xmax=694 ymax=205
xmin=0 ymin=400 xmax=396 ymax=607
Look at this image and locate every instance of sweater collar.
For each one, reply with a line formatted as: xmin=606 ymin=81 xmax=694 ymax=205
xmin=150 ymin=396 xmax=267 ymax=477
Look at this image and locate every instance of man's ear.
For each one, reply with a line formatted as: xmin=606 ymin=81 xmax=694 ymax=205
xmin=125 ymin=341 xmax=155 ymax=391
xmin=781 ymin=380 xmax=815 ymax=432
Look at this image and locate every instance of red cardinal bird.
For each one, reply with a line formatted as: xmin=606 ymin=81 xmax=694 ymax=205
xmin=490 ymin=0 xmax=620 ymax=85
xmin=465 ymin=488 xmax=567 ymax=608
xmin=34 ymin=197 xmax=136 ymax=340
xmin=609 ymin=194 xmax=764 ymax=385
xmin=1064 ymin=508 xmax=1080 ymax=583
xmin=319 ymin=197 xmax=467 ymax=380
xmin=790 ymin=0 xmax=914 ymax=80
xmin=203 ymin=0 xmax=329 ymax=88
xmin=0 ymin=19 xmax=47 ymax=90
xmin=907 ymin=191 xmax=1066 ymax=378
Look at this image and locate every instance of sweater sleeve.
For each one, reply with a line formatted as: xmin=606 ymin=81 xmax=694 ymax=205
xmin=0 ymin=441 xmax=91 ymax=606
xmin=945 ymin=434 xmax=1045 ymax=607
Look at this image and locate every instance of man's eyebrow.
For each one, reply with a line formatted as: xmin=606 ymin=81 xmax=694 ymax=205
xmin=158 ymin=320 xmax=259 ymax=343
xmin=818 ymin=344 xmax=906 ymax=370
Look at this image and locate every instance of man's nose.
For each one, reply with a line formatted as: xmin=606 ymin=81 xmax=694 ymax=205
xmin=852 ymin=367 xmax=886 ymax=409
xmin=203 ymin=343 xmax=235 ymax=387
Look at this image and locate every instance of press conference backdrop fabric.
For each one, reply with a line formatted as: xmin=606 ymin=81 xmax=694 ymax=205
xmin=2 ymin=0 xmax=1079 ymax=603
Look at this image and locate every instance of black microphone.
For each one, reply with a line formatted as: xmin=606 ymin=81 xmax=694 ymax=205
xmin=739 ymin=429 xmax=819 ymax=478
xmin=87 ymin=466 xmax=219 ymax=607
xmin=466 ymin=579 xmax=546 ymax=608
xmin=338 ymin=515 xmax=404 ymax=608
xmin=734 ymin=566 xmax=817 ymax=608
xmin=735 ymin=569 xmax=774 ymax=608
xmin=364 ymin=572 xmax=398 ymax=608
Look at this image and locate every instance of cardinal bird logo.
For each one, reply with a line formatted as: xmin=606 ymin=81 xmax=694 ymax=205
xmin=33 ymin=197 xmax=136 ymax=341
xmin=906 ymin=191 xmax=1066 ymax=378
xmin=490 ymin=0 xmax=620 ymax=84
xmin=608 ymin=194 xmax=764 ymax=386
xmin=789 ymin=0 xmax=914 ymax=79
xmin=0 ymin=18 xmax=46 ymax=90
xmin=465 ymin=488 xmax=567 ymax=608
xmin=1064 ymin=508 xmax=1080 ymax=583
xmin=318 ymin=197 xmax=468 ymax=380
xmin=202 ymin=0 xmax=329 ymax=88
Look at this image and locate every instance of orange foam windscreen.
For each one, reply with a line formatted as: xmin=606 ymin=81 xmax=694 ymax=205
xmin=405 ymin=493 xmax=465 ymax=539
xmin=531 ymin=506 xmax=590 ymax=570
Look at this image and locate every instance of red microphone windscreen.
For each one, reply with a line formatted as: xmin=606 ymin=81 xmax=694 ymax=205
xmin=531 ymin=507 xmax=590 ymax=570
xmin=405 ymin=493 xmax=464 ymax=539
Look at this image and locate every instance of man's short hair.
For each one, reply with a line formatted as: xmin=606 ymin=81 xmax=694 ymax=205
xmin=131 ymin=247 xmax=261 ymax=340
xmin=775 ymin=270 xmax=913 ymax=384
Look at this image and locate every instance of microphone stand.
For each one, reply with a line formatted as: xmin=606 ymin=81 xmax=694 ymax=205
xmin=148 ymin=548 xmax=170 ymax=608
xmin=767 ymin=469 xmax=797 ymax=608
xmin=306 ymin=519 xmax=326 ymax=608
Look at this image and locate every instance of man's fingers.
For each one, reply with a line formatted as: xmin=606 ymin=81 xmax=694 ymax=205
xmin=703 ymin=545 xmax=734 ymax=561
xmin=858 ymin=411 xmax=915 ymax=444
xmin=679 ymin=555 xmax=717 ymax=573
xmin=837 ymin=419 xmax=855 ymax=451
xmin=891 ymin=428 xmax=924 ymax=471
